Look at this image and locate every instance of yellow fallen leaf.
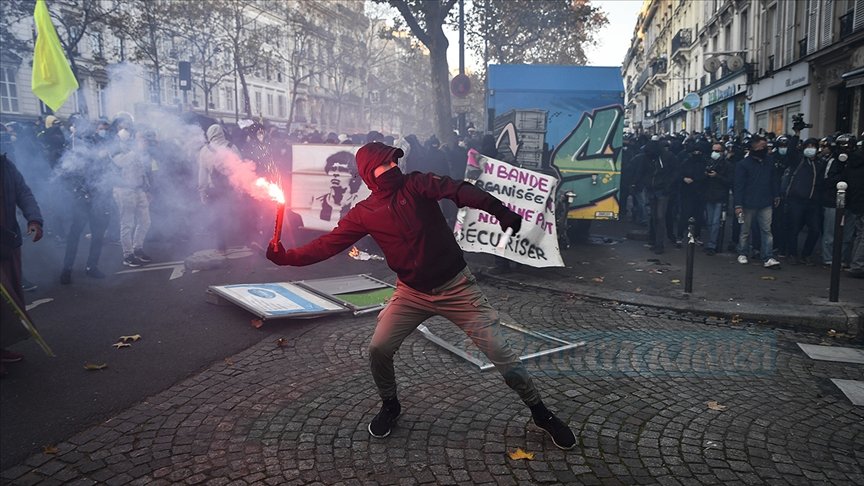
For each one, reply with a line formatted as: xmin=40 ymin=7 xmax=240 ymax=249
xmin=670 ymin=279 xmax=681 ymax=284
xmin=112 ymin=342 xmax=131 ymax=349
xmin=251 ymin=319 xmax=263 ymax=329
xmin=276 ymin=338 xmax=287 ymax=348
xmin=731 ymin=315 xmax=742 ymax=323
xmin=42 ymin=445 xmax=59 ymax=455
xmin=827 ymin=329 xmax=837 ymax=337
xmin=706 ymin=401 xmax=727 ymax=411
xmin=635 ymin=287 xmax=642 ymax=292
xmin=760 ymin=276 xmax=776 ymax=281
xmin=83 ymin=362 xmax=108 ymax=371
xmin=591 ymin=277 xmax=604 ymax=283
xmin=508 ymin=448 xmax=535 ymax=460
xmin=225 ymin=358 xmax=234 ymax=366
xmin=118 ymin=334 xmax=141 ymax=342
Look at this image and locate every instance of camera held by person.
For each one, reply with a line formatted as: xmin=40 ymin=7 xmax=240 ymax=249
xmin=791 ymin=113 xmax=812 ymax=133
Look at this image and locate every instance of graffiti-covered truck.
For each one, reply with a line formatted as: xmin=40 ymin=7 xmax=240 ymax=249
xmin=486 ymin=64 xmax=625 ymax=223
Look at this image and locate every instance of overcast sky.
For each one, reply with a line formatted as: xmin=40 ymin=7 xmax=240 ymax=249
xmin=585 ymin=0 xmax=643 ymax=67
xmin=445 ymin=0 xmax=643 ymax=71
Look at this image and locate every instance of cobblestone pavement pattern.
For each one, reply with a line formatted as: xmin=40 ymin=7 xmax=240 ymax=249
xmin=2 ymin=280 xmax=862 ymax=485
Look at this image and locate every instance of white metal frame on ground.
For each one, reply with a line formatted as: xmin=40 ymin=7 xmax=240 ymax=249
xmin=417 ymin=317 xmax=586 ymax=372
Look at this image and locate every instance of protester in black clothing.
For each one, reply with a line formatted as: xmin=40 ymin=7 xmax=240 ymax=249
xmin=703 ymin=142 xmax=732 ymax=254
xmin=676 ymin=140 xmax=710 ymax=244
xmin=634 ymin=137 xmax=678 ymax=254
xmin=784 ymin=138 xmax=822 ymax=264
xmin=58 ymin=121 xmax=112 ymax=283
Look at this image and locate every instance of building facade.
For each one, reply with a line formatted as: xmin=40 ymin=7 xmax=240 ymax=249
xmin=623 ymin=0 xmax=864 ymax=139
xmin=0 ymin=0 xmax=434 ymax=137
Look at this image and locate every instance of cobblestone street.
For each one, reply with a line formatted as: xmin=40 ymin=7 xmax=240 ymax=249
xmin=2 ymin=280 xmax=862 ymax=485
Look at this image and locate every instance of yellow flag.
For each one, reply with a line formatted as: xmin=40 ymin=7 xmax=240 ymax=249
xmin=31 ymin=0 xmax=79 ymax=112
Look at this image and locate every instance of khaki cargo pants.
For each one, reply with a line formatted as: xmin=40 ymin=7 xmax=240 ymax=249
xmin=369 ymin=267 xmax=540 ymax=406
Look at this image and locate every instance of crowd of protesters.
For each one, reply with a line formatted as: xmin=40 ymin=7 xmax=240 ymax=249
xmin=620 ymin=127 xmax=864 ymax=277
xmin=0 ymin=113 xmax=489 ymax=285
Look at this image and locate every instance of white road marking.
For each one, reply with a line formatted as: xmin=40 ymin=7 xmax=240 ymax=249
xmin=25 ymin=298 xmax=54 ymax=311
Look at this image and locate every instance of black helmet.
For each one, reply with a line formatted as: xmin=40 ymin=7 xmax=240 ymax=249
xmin=836 ymin=133 xmax=857 ymax=152
xmin=819 ymin=136 xmax=835 ymax=148
xmin=775 ymin=135 xmax=790 ymax=147
xmin=802 ymin=137 xmax=819 ymax=147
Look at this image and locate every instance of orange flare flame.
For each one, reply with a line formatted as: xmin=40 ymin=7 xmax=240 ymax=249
xmin=348 ymin=246 xmax=360 ymax=258
xmin=255 ymin=177 xmax=285 ymax=204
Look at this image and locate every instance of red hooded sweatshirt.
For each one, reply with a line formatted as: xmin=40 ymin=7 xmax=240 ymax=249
xmin=267 ymin=142 xmax=519 ymax=292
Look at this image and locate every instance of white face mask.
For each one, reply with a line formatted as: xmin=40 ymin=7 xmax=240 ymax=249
xmin=710 ymin=151 xmax=722 ymax=160
xmin=839 ymin=153 xmax=848 ymax=162
xmin=803 ymin=147 xmax=817 ymax=158
xmin=778 ymin=147 xmax=788 ymax=155
xmin=118 ymin=128 xmax=130 ymax=141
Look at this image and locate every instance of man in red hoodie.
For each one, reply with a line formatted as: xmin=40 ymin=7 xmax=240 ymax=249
xmin=267 ymin=142 xmax=576 ymax=449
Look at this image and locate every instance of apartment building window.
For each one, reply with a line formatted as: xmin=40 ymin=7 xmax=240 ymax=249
xmin=0 ymin=67 xmax=19 ymax=113
xmin=278 ymin=94 xmax=286 ymax=118
xmin=266 ymin=92 xmax=274 ymax=116
xmin=89 ymin=32 xmax=104 ymax=59
xmin=96 ymin=82 xmax=107 ymax=118
xmin=254 ymin=90 xmax=262 ymax=115
xmin=224 ymin=86 xmax=234 ymax=112
xmin=148 ymin=72 xmax=160 ymax=103
xmin=740 ymin=10 xmax=748 ymax=48
xmin=765 ymin=4 xmax=777 ymax=75
xmin=724 ymin=24 xmax=732 ymax=51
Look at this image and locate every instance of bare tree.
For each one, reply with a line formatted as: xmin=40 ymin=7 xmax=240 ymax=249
xmin=211 ymin=0 xmax=273 ymax=118
xmin=465 ymin=0 xmax=608 ymax=66
xmin=112 ymin=0 xmax=180 ymax=106
xmin=167 ymin=1 xmax=235 ymax=116
xmin=375 ymin=0 xmax=458 ymax=146
xmin=267 ymin=1 xmax=334 ymax=130
xmin=5 ymin=0 xmax=122 ymax=115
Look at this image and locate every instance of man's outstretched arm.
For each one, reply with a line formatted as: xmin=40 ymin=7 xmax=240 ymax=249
xmin=267 ymin=213 xmax=367 ymax=266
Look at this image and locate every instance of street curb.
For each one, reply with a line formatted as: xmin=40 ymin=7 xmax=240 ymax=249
xmin=479 ymin=272 xmax=863 ymax=338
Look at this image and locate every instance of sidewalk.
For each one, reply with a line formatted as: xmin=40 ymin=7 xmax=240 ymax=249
xmin=468 ymin=220 xmax=864 ymax=338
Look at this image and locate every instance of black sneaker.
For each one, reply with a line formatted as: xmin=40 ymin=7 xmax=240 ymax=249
xmin=368 ymin=400 xmax=401 ymax=438
xmin=85 ymin=267 xmax=105 ymax=278
xmin=123 ymin=255 xmax=143 ymax=267
xmin=533 ymin=413 xmax=577 ymax=450
xmin=60 ymin=269 xmax=72 ymax=285
xmin=133 ymin=249 xmax=152 ymax=263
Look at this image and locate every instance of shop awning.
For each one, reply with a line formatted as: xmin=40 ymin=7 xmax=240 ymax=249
xmin=843 ymin=67 xmax=864 ymax=88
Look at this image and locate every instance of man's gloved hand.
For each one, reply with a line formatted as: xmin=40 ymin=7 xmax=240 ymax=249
xmin=498 ymin=211 xmax=522 ymax=235
xmin=266 ymin=241 xmax=287 ymax=265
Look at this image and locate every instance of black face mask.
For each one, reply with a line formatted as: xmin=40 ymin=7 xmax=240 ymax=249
xmin=750 ymin=149 xmax=767 ymax=159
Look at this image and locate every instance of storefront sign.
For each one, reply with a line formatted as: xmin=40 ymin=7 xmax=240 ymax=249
xmin=701 ymin=74 xmax=747 ymax=107
xmin=750 ymin=62 xmax=810 ymax=102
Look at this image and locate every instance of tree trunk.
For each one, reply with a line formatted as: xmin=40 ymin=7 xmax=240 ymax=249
xmin=427 ymin=26 xmax=453 ymax=147
xmin=238 ymin=60 xmax=252 ymax=118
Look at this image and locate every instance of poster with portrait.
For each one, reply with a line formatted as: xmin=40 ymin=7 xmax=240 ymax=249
xmin=290 ymin=144 xmax=370 ymax=232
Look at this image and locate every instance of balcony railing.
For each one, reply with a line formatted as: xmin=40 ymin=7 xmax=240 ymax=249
xmin=840 ymin=11 xmax=854 ymax=40
xmin=671 ymin=29 xmax=692 ymax=56
xmin=651 ymin=58 xmax=668 ymax=76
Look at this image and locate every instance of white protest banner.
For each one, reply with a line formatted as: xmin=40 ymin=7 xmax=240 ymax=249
xmin=456 ymin=155 xmax=563 ymax=267
xmin=290 ymin=144 xmax=370 ymax=232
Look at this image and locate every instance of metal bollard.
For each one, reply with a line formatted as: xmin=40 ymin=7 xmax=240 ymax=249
xmin=685 ymin=217 xmax=695 ymax=293
xmin=829 ymin=181 xmax=847 ymax=302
